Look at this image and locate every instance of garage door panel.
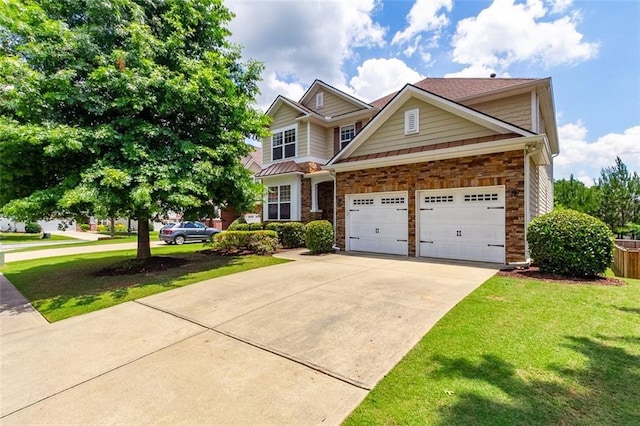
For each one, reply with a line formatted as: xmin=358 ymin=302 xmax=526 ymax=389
xmin=418 ymin=186 xmax=505 ymax=263
xmin=347 ymin=192 xmax=408 ymax=256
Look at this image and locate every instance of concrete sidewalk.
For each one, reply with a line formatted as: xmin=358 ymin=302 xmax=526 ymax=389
xmin=0 ymin=251 xmax=497 ymax=424
xmin=0 ymin=274 xmax=48 ymax=336
xmin=4 ymin=240 xmax=165 ymax=263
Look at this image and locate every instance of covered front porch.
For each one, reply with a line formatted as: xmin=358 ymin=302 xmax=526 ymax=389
xmin=301 ymin=171 xmax=335 ymax=224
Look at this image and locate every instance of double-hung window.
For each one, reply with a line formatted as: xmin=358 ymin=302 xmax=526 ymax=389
xmin=272 ymin=127 xmax=296 ymax=161
xmin=340 ymin=124 xmax=355 ymax=149
xmin=267 ymin=185 xmax=291 ymax=220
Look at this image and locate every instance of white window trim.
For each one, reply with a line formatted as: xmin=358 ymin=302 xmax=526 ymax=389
xmin=262 ymin=176 xmax=301 ymax=221
xmin=404 ymin=108 xmax=419 ymax=135
xmin=267 ymin=184 xmax=292 ymax=221
xmin=271 ymin=124 xmax=297 ymax=162
xmin=340 ymin=123 xmax=356 ymax=149
xmin=316 ymin=92 xmax=324 ymax=109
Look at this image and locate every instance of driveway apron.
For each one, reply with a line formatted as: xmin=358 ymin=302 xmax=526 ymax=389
xmin=0 ymin=251 xmax=497 ymax=425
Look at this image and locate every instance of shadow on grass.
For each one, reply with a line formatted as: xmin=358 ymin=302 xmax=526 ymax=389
xmin=616 ymin=306 xmax=640 ymax=315
xmin=432 ymin=335 xmax=640 ymax=425
xmin=4 ymin=252 xmax=240 ymax=302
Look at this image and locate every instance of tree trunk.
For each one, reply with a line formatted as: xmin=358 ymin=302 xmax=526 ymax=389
xmin=137 ymin=215 xmax=151 ymax=260
xmin=110 ymin=216 xmax=115 ymax=237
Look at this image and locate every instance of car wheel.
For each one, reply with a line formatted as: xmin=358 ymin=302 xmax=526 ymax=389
xmin=174 ymin=235 xmax=185 ymax=245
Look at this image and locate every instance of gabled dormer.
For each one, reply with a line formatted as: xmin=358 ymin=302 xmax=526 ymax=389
xmin=260 ymin=80 xmax=379 ymax=169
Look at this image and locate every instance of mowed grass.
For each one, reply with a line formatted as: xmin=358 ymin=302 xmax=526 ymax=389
xmin=7 ymin=231 xmax=161 ymax=253
xmin=345 ymin=274 xmax=640 ymax=426
xmin=1 ymin=243 xmax=287 ymax=322
xmin=0 ymin=232 xmax=77 ymax=242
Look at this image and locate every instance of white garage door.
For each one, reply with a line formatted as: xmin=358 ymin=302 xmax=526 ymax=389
xmin=347 ymin=192 xmax=408 ymax=256
xmin=418 ymin=186 xmax=505 ymax=263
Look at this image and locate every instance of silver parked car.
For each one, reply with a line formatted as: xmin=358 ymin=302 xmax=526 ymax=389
xmin=159 ymin=221 xmax=220 ymax=245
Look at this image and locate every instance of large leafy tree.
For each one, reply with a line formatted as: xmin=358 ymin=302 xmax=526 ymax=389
xmin=0 ymin=0 xmax=268 ymax=259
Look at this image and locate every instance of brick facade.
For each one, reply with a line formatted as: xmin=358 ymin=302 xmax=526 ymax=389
xmin=335 ymin=150 xmax=526 ymax=263
xmin=301 ymin=178 xmax=335 ymax=224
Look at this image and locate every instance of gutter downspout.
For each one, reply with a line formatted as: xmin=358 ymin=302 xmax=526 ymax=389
xmin=523 ymin=141 xmax=543 ymax=263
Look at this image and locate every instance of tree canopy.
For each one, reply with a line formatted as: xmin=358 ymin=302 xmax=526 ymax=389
xmin=554 ymin=157 xmax=640 ymax=238
xmin=0 ymin=0 xmax=269 ymax=258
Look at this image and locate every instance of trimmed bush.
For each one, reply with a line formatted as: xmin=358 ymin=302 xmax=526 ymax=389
xmin=233 ymin=223 xmax=250 ymax=231
xmin=265 ymin=222 xmax=283 ymax=240
xmin=79 ymin=224 xmax=91 ymax=232
xmin=24 ymin=222 xmax=42 ymax=234
xmin=305 ymin=220 xmax=334 ymax=254
xmin=281 ymin=222 xmax=306 ymax=248
xmin=96 ymin=224 xmax=108 ymax=233
xmin=226 ymin=217 xmax=247 ymax=231
xmin=213 ymin=230 xmax=279 ymax=255
xmin=527 ymin=209 xmax=614 ymax=277
xmin=247 ymin=222 xmax=264 ymax=231
xmin=115 ymin=223 xmax=127 ymax=232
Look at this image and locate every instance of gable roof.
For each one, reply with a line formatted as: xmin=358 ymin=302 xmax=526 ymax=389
xmin=328 ymin=83 xmax=538 ymax=166
xmin=299 ymin=79 xmax=374 ymax=112
xmin=371 ymin=78 xmax=539 ymax=108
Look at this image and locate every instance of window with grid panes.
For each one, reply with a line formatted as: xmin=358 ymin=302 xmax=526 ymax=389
xmin=272 ymin=127 xmax=296 ymax=160
xmin=267 ymin=185 xmax=291 ymax=220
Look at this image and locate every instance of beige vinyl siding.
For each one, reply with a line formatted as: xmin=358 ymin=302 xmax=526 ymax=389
xmin=308 ymin=122 xmax=326 ymax=159
xmin=472 ymin=93 xmax=532 ymax=131
xmin=263 ymin=105 xmax=305 ymax=163
xmin=351 ymin=98 xmax=497 ymax=158
xmin=529 ymin=158 xmax=541 ymax=220
xmin=325 ymin=127 xmax=335 ymax=158
xmin=539 ymin=163 xmax=553 ymax=214
xmin=529 ymin=161 xmax=554 ymax=220
xmin=303 ymin=89 xmax=362 ymax=117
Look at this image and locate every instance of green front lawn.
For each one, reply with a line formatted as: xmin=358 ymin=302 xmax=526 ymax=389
xmin=1 ymin=243 xmax=287 ymax=322
xmin=0 ymin=232 xmax=78 ymax=243
xmin=346 ymin=274 xmax=640 ymax=425
xmin=7 ymin=231 xmax=161 ymax=253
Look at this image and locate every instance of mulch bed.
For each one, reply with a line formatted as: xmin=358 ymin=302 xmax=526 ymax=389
xmin=197 ymin=248 xmax=254 ymax=256
xmin=497 ymin=266 xmax=625 ymax=286
xmin=93 ymin=256 xmax=189 ymax=276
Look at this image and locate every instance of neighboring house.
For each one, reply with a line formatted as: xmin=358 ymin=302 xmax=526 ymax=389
xmin=257 ymin=77 xmax=559 ymax=264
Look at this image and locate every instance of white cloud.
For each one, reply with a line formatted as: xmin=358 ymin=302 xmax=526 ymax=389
xmin=445 ymin=64 xmax=508 ymax=78
xmin=392 ymin=0 xmax=453 ymax=46
xmin=548 ymin=0 xmax=573 ymax=14
xmin=348 ymin=58 xmax=424 ymax=102
xmin=226 ymin=0 xmax=386 ymax=109
xmin=555 ymin=122 xmax=640 ymax=185
xmin=450 ymin=0 xmax=599 ymax=75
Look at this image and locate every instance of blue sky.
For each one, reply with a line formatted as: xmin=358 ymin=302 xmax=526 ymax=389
xmin=227 ymin=0 xmax=639 ymax=184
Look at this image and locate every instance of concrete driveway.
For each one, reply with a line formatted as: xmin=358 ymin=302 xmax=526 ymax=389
xmin=0 ymin=251 xmax=497 ymax=425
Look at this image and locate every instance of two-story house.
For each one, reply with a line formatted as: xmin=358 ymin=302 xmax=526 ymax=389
xmin=257 ymin=77 xmax=559 ymax=265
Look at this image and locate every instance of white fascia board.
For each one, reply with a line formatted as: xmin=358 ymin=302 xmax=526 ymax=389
xmin=328 ymin=85 xmax=536 ymax=166
xmin=325 ymin=135 xmax=545 ymax=173
xmin=266 ymin=96 xmax=309 ymax=118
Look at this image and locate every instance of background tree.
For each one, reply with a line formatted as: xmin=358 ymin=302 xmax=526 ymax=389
xmin=554 ymin=174 xmax=599 ymax=216
xmin=0 ymin=0 xmax=268 ymax=259
xmin=595 ymin=157 xmax=639 ymax=235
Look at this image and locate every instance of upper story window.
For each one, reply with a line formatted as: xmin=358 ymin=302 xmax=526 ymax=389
xmin=404 ymin=108 xmax=419 ymax=135
xmin=340 ymin=124 xmax=355 ymax=149
xmin=272 ymin=126 xmax=296 ymax=161
xmin=316 ymin=92 xmax=324 ymax=109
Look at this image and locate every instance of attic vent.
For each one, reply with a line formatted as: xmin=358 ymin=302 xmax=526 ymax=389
xmin=316 ymin=92 xmax=324 ymax=109
xmin=404 ymin=109 xmax=419 ymax=135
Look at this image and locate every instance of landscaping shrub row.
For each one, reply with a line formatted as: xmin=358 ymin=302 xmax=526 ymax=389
xmin=221 ymin=219 xmax=335 ymax=254
xmin=213 ymin=230 xmax=279 ymax=255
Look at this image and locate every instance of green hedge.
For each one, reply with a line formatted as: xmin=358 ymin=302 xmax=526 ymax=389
xmin=213 ymin=230 xmax=279 ymax=255
xmin=24 ymin=222 xmax=42 ymax=234
xmin=305 ymin=220 xmax=334 ymax=254
xmin=281 ymin=222 xmax=306 ymax=248
xmin=527 ymin=209 xmax=614 ymax=277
